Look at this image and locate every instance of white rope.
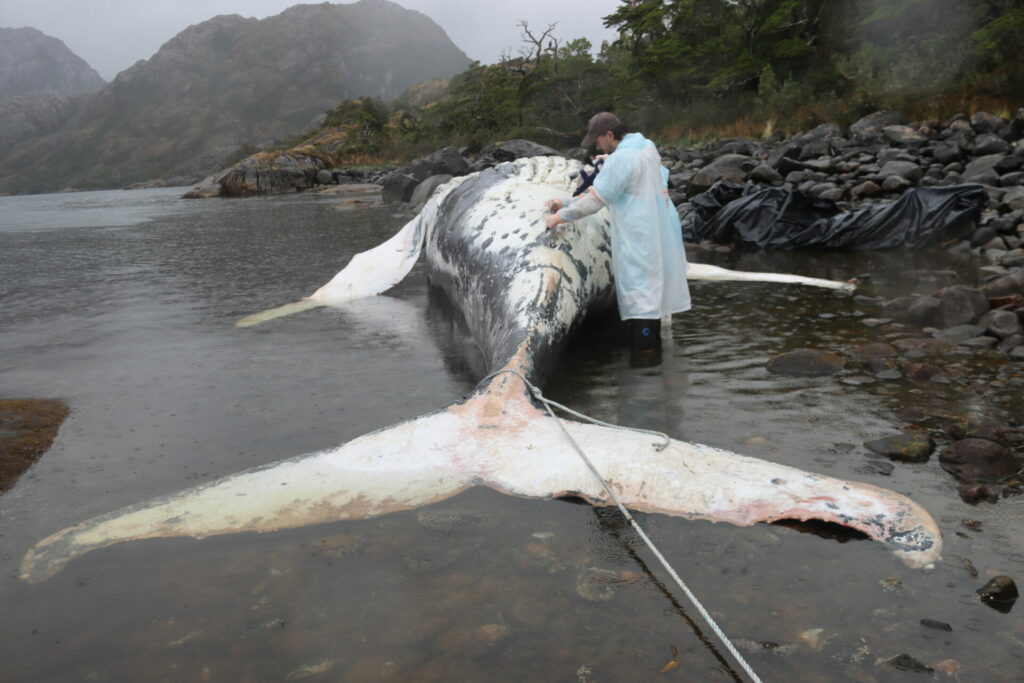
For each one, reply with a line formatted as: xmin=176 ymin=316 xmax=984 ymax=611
xmin=483 ymin=369 xmax=764 ymax=683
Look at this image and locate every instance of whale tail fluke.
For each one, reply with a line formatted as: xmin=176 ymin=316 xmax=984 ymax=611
xmin=21 ymin=378 xmax=941 ymax=583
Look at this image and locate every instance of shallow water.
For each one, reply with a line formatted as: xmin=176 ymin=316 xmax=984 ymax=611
xmin=1 ymin=188 xmax=1021 ymax=682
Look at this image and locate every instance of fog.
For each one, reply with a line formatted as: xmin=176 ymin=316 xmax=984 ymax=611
xmin=0 ymin=0 xmax=624 ymax=81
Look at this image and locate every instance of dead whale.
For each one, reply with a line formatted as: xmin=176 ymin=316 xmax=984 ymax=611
xmin=20 ymin=157 xmax=939 ymax=583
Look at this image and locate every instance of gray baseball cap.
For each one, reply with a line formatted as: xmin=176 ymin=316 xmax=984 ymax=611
xmin=581 ymin=112 xmax=622 ymax=147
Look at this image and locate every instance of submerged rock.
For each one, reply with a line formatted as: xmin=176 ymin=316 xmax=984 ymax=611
xmin=879 ymin=653 xmax=933 ymax=673
xmin=976 ymin=575 xmax=1018 ymax=610
xmin=939 ymin=438 xmax=1021 ymax=482
xmin=864 ymin=433 xmax=935 ymax=462
xmin=766 ymin=348 xmax=845 ymax=376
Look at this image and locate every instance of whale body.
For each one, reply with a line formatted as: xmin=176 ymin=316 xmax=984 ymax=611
xmin=20 ymin=156 xmax=939 ymax=583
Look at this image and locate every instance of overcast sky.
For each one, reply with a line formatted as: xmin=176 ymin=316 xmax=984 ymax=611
xmin=0 ymin=0 xmax=625 ymax=81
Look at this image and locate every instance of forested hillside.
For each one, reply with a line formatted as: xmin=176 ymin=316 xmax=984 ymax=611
xmin=298 ymin=0 xmax=1023 ymax=162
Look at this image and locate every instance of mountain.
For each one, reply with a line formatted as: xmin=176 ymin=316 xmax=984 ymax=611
xmin=0 ymin=0 xmax=470 ymax=194
xmin=0 ymin=27 xmax=105 ymax=99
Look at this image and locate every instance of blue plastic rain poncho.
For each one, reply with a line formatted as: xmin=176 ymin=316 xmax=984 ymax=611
xmin=590 ymin=133 xmax=691 ymax=320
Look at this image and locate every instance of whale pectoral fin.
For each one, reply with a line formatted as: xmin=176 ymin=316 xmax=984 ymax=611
xmin=477 ymin=419 xmax=941 ymax=568
xmin=686 ymin=262 xmax=855 ymax=291
xmin=20 ymin=409 xmax=473 ymax=584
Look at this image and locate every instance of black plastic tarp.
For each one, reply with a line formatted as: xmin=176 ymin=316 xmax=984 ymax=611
xmin=681 ymin=182 xmax=989 ymax=249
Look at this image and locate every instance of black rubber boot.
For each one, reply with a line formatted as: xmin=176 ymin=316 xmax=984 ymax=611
xmin=629 ymin=318 xmax=661 ymax=351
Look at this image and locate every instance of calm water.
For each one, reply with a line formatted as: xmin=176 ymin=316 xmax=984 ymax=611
xmin=0 ymin=187 xmax=1021 ymax=682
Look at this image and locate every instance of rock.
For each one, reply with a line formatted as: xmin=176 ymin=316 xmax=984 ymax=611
xmin=932 ymin=143 xmax=964 ymax=165
xmin=881 ymin=175 xmax=912 ymax=193
xmin=976 ymin=576 xmax=1018 ymax=608
xmin=849 ymin=110 xmax=905 ymax=144
xmin=575 ymin=567 xmax=617 ymax=602
xmin=766 ymin=348 xmax=845 ymax=376
xmin=906 ymin=296 xmax=940 ymax=325
xmin=218 ymin=153 xmax=325 ymax=196
xmin=381 ymin=170 xmax=419 ymax=203
xmin=973 ymin=133 xmax=1013 ymax=156
xmin=939 ymin=438 xmax=1021 ymax=482
xmin=935 ymin=285 xmax=990 ymax=327
xmin=848 ymin=342 xmax=898 ymax=360
xmin=882 ymin=125 xmax=927 ymax=147
xmin=733 ymin=639 xmax=798 ymax=657
xmin=687 ymin=154 xmax=756 ymax=196
xmin=851 ymin=180 xmax=881 ymax=198
xmin=904 ymin=362 xmax=944 ymax=381
xmin=997 ymin=333 xmax=1024 ymax=353
xmin=958 ymin=484 xmax=998 ymax=504
xmin=880 ymin=654 xmax=933 ymax=673
xmin=933 ymin=324 xmax=986 ymax=344
xmin=315 ymin=169 xmax=334 ymax=185
xmin=409 ymin=174 xmax=452 ymax=205
xmin=776 ymin=156 xmax=808 ymax=176
xmin=879 ymin=160 xmax=923 ymax=182
xmin=793 ymin=122 xmax=843 ymax=145
xmin=749 ymin=163 xmax=783 ymax=185
xmin=864 ymin=433 xmax=935 ymax=462
xmin=1002 ymin=186 xmax=1024 ymax=212
xmin=893 ymin=337 xmax=955 ymax=355
xmin=799 ymin=140 xmax=834 ymax=160
xmin=971 ymin=225 xmax=999 ymax=247
xmin=971 ymin=111 xmax=1006 ymax=134
xmin=962 ymin=335 xmax=998 ymax=349
xmin=181 ymin=174 xmax=223 ymax=198
xmin=995 ymin=155 xmax=1024 ymax=174
xmin=981 ymin=270 xmax=1024 ymax=297
xmin=767 ymin=143 xmax=801 ymax=168
xmin=979 ymin=308 xmax=1023 ymax=338
xmin=963 ymin=154 xmax=1005 ymax=185
xmin=409 ymin=146 xmax=468 ymax=180
xmin=490 ymin=139 xmax=561 ymax=161
xmin=919 ymin=619 xmax=952 ymax=632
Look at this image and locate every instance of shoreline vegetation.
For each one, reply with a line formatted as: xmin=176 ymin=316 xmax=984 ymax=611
xmin=194 ymin=0 xmax=1023 ymax=183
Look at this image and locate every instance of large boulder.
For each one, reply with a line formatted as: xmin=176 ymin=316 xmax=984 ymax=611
xmin=218 ymin=153 xmax=324 ymax=196
xmin=381 ymin=170 xmax=419 ymax=203
xmin=879 ymin=160 xmax=923 ymax=183
xmin=973 ymin=134 xmax=1013 ymax=157
xmin=409 ymin=146 xmax=468 ymax=181
xmin=486 ymin=139 xmax=562 ymax=161
xmin=970 ymin=111 xmax=1006 ymax=135
xmin=409 ymin=174 xmax=453 ymax=205
xmin=882 ymin=125 xmax=927 ymax=148
xmin=935 ymin=285 xmax=990 ymax=327
xmin=687 ymin=154 xmax=756 ymax=196
xmin=981 ymin=270 xmax=1024 ymax=298
xmin=962 ymin=154 xmax=1005 ymax=185
xmin=849 ymin=111 xmax=906 ymax=144
xmin=939 ymin=438 xmax=1021 ymax=482
xmin=979 ymin=308 xmax=1023 ymax=339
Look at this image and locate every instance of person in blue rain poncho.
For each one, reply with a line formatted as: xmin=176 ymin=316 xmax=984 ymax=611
xmin=545 ymin=112 xmax=691 ymax=350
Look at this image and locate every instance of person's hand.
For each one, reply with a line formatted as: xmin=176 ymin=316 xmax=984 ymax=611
xmin=545 ymin=198 xmax=562 ymax=213
xmin=545 ymin=212 xmax=562 ymax=230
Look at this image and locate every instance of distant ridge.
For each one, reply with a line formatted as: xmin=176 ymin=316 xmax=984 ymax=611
xmin=0 ymin=27 xmax=105 ymax=99
xmin=0 ymin=0 xmax=470 ymax=194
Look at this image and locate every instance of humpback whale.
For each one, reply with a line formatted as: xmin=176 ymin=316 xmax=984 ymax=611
xmin=20 ymin=156 xmax=939 ymax=584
